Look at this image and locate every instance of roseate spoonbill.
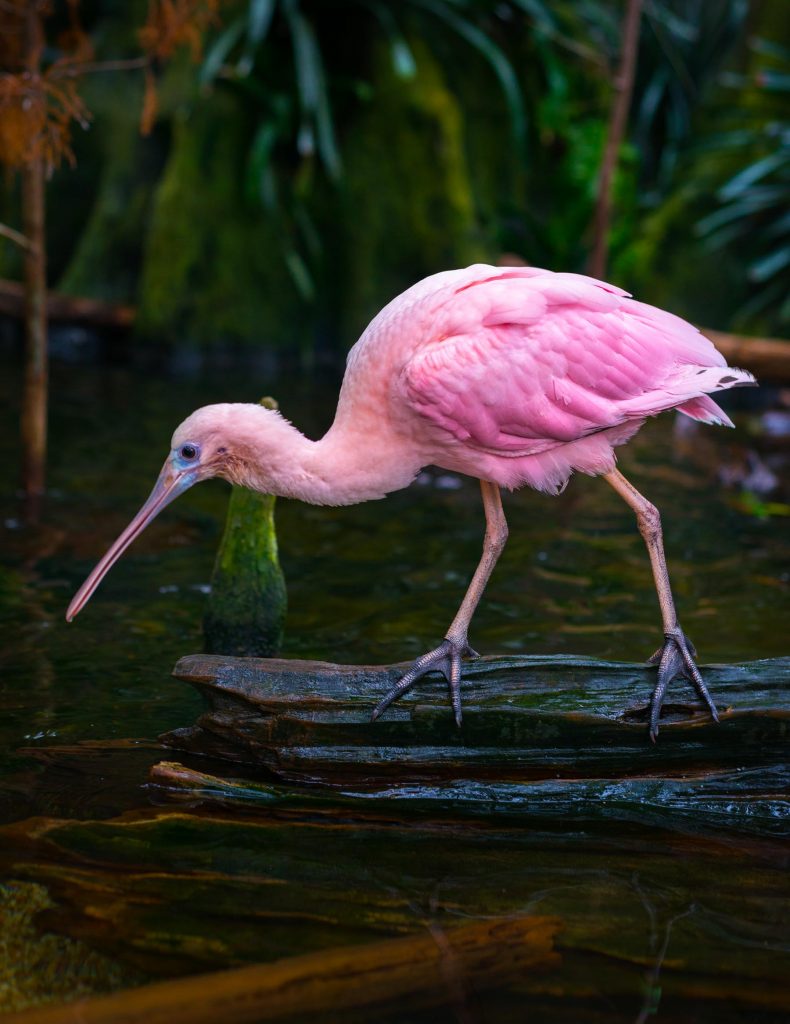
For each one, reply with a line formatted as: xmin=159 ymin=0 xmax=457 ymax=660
xmin=67 ymin=265 xmax=755 ymax=739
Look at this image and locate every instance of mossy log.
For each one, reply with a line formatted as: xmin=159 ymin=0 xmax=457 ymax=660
xmin=163 ymin=654 xmax=790 ymax=787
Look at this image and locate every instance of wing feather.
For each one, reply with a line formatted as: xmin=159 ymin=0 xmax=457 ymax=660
xmin=399 ymin=270 xmax=752 ymax=456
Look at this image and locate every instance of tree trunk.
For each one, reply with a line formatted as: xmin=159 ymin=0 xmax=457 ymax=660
xmin=20 ymin=7 xmax=48 ymax=522
xmin=587 ymin=0 xmax=643 ymax=280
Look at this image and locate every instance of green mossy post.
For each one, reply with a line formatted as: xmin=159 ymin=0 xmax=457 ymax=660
xmin=202 ymin=397 xmax=286 ymax=658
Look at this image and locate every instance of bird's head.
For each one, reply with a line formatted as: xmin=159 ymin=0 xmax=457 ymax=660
xmin=66 ymin=402 xmax=282 ymax=622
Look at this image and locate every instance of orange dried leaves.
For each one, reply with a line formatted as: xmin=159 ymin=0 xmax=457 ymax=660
xmin=139 ymin=0 xmax=221 ymax=62
xmin=0 ymin=0 xmax=92 ymax=172
xmin=138 ymin=1 xmax=222 ymax=134
xmin=0 ymin=0 xmax=223 ymax=166
xmin=0 ymin=68 xmax=91 ymax=172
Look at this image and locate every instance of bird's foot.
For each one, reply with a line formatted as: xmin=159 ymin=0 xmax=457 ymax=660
xmin=646 ymin=626 xmax=719 ymax=742
xmin=370 ymin=637 xmax=479 ymax=727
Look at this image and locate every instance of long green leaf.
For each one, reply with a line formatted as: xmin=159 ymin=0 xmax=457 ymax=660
xmin=248 ymin=0 xmax=277 ymax=44
xmin=719 ymin=151 xmax=788 ymax=201
xmin=749 ymin=245 xmax=790 ymax=283
xmin=361 ymin=1 xmax=417 ymax=79
xmin=246 ymin=121 xmax=281 ymax=209
xmin=237 ymin=0 xmax=277 ymax=76
xmin=410 ymin=0 xmax=527 ymax=149
xmin=510 ymin=0 xmax=557 ymax=33
xmin=315 ymin=83 xmax=343 ymax=181
xmin=201 ymin=18 xmax=246 ymax=86
xmin=284 ymin=247 xmax=315 ymax=299
xmin=282 ymin=2 xmax=341 ymax=178
xmin=284 ymin=1 xmax=321 ymax=113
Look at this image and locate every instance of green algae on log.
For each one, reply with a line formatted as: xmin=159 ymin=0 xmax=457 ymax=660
xmin=163 ymin=654 xmax=790 ymax=784
xmin=202 ymin=397 xmax=286 ymax=658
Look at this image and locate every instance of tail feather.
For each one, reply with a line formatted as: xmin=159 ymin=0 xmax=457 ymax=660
xmin=676 ymin=394 xmax=735 ymax=428
xmin=619 ymin=365 xmax=756 ymax=425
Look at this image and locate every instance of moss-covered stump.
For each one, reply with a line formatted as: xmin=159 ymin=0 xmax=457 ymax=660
xmin=162 ymin=654 xmax=790 ymax=787
xmin=202 ymin=484 xmax=285 ymax=658
xmin=203 ymin=398 xmax=286 ymax=659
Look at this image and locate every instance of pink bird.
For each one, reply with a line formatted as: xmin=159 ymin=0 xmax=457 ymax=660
xmin=67 ymin=265 xmax=755 ymax=739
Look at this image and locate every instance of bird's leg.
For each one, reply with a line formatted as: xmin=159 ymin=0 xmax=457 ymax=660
xmin=371 ymin=480 xmax=508 ymax=727
xmin=603 ymin=468 xmax=719 ymax=740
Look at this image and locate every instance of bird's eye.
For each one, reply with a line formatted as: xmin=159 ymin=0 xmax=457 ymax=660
xmin=179 ymin=444 xmax=199 ymax=461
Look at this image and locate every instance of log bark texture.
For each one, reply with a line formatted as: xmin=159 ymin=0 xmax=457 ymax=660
xmin=164 ymin=653 xmax=790 ymax=788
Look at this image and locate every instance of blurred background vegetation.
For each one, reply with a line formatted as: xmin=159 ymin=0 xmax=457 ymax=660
xmin=0 ymin=0 xmax=788 ymax=366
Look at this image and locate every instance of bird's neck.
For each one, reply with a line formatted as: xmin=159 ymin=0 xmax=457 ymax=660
xmin=232 ymin=407 xmax=423 ymax=507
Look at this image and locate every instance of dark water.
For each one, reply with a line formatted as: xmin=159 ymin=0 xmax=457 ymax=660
xmin=1 ymin=361 xmax=787 ymax=750
xmin=0 ymin=356 xmax=788 ymax=1018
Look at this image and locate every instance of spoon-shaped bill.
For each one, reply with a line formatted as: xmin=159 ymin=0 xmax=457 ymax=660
xmin=66 ymin=461 xmax=198 ymax=622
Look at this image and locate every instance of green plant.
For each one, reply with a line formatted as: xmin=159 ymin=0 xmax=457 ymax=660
xmin=198 ymin=0 xmax=643 ymax=294
xmin=695 ymin=38 xmax=790 ymax=329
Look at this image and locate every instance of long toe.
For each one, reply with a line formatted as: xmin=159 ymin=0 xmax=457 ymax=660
xmin=647 ymin=627 xmax=718 ymax=741
xmin=370 ymin=638 xmax=475 ymax=724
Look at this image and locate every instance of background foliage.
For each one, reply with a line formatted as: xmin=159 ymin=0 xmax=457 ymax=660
xmin=1 ymin=0 xmax=788 ymax=359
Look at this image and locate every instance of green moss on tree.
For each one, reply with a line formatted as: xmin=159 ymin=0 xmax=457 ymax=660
xmin=338 ymin=37 xmax=485 ymax=341
xmin=136 ymin=94 xmax=305 ymax=352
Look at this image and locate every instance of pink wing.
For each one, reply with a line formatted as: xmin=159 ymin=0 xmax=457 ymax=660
xmin=399 ymin=269 xmax=753 ymax=456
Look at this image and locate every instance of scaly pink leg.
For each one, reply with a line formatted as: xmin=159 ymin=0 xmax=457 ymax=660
xmin=371 ymin=480 xmax=508 ymax=727
xmin=604 ymin=469 xmax=719 ymax=740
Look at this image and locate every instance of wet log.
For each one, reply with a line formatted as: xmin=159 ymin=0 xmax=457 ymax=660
xmin=163 ymin=654 xmax=790 ymax=786
xmin=0 ymin=913 xmax=560 ymax=1024
xmin=0 ymin=278 xmax=135 ymax=330
xmin=148 ymin=758 xmax=790 ymax=839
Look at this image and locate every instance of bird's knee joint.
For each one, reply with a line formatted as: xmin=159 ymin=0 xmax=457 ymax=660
xmin=637 ymin=501 xmax=661 ymax=540
xmin=486 ymin=518 xmax=508 ymax=555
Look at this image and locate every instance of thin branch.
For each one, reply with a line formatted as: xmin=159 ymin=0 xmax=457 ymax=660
xmin=587 ymin=0 xmax=644 ymax=280
xmin=0 ymin=221 xmax=34 ymax=250
xmin=49 ymin=56 xmax=149 ymax=78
